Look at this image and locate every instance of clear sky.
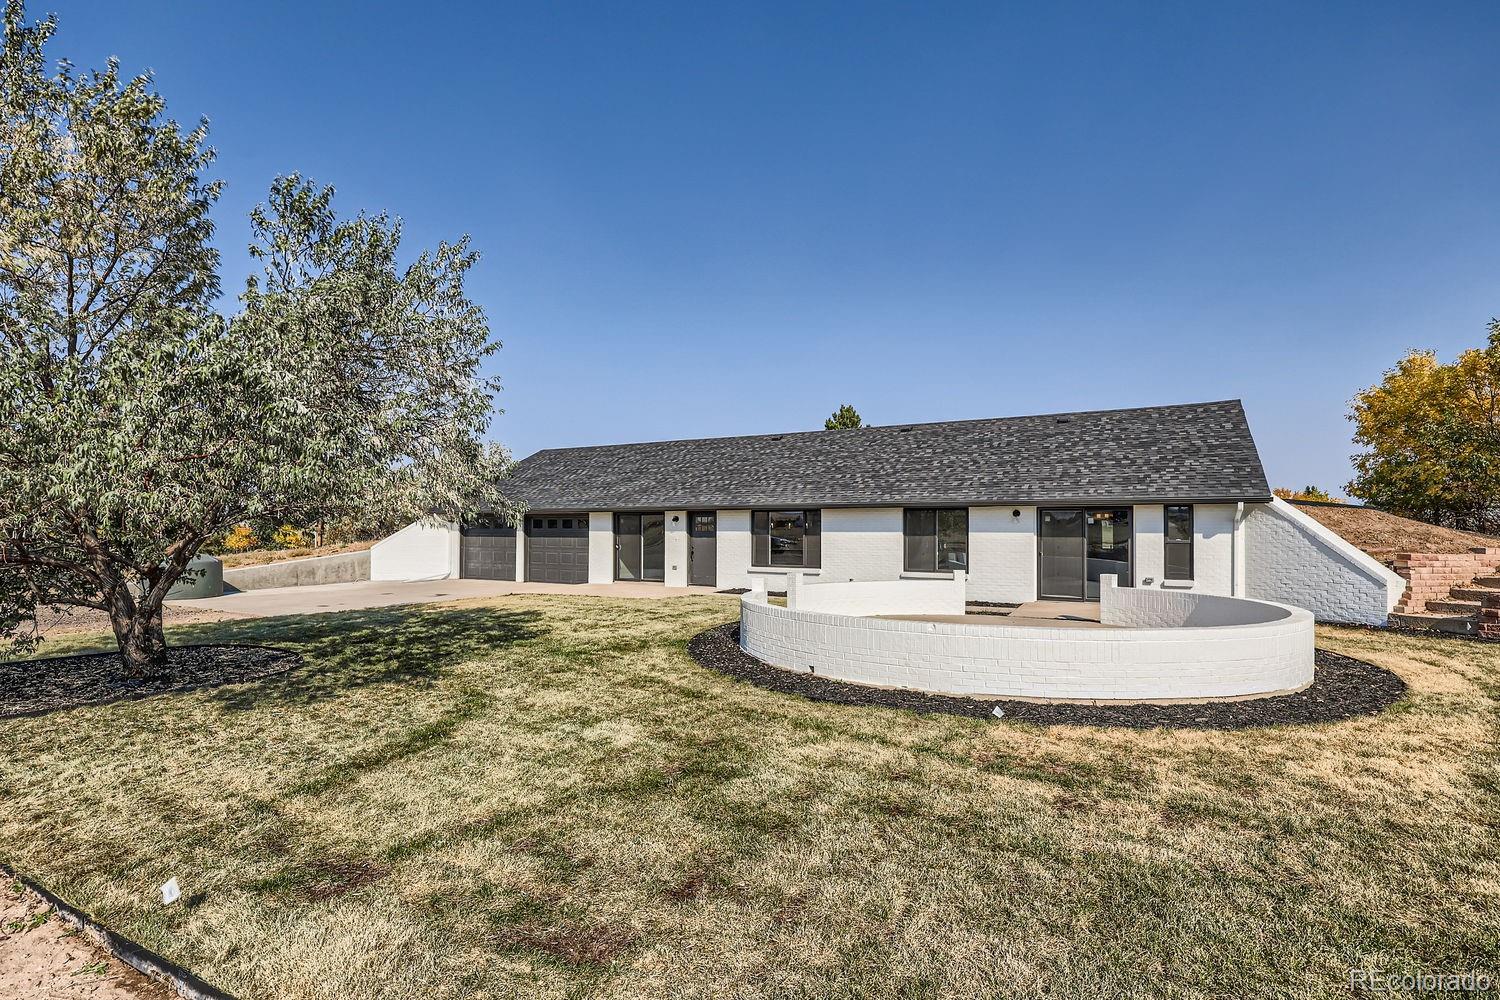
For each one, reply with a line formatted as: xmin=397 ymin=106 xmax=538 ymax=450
xmin=41 ymin=1 xmax=1500 ymax=492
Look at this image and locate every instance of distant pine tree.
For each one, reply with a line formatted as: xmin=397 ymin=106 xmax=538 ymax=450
xmin=824 ymin=404 xmax=864 ymax=430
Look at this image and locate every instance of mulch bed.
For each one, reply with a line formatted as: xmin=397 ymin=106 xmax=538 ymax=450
xmin=687 ymin=622 xmax=1406 ymax=730
xmin=0 ymin=644 xmax=300 ymax=720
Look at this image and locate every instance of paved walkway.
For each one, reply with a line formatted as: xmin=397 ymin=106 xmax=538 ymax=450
xmin=167 ymin=578 xmax=725 ymax=619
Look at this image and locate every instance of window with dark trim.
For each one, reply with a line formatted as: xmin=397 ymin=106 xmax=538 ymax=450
xmin=1164 ymin=505 xmax=1193 ymax=580
xmin=751 ymin=510 xmax=821 ymax=567
xmin=903 ymin=508 xmax=969 ymax=572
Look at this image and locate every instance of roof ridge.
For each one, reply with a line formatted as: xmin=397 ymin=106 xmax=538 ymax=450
xmin=522 ymin=399 xmax=1246 ymax=458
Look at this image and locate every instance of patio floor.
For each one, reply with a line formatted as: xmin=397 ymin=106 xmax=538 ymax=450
xmin=882 ymin=600 xmax=1114 ymax=629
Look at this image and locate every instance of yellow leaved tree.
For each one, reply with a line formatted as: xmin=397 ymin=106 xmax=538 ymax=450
xmin=1347 ymin=320 xmax=1500 ymax=531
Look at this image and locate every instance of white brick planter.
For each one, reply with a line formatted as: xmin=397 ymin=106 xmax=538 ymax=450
xmin=739 ymin=576 xmax=1314 ymax=703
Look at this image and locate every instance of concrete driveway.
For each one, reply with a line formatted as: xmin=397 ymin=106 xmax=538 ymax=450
xmin=167 ymin=578 xmax=726 ymax=619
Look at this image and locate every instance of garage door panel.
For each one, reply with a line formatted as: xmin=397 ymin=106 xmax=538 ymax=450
xmin=526 ymin=513 xmax=590 ymax=583
xmin=460 ymin=519 xmax=516 ymax=580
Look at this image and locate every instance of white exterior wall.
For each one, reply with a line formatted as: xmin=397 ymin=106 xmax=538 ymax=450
xmin=1132 ymin=503 xmax=1235 ymax=596
xmin=969 ymin=506 xmax=1036 ymax=603
xmin=588 ymin=512 xmax=613 ymax=584
xmin=370 ymin=519 xmax=460 ymax=581
xmin=665 ymin=510 xmax=689 ymax=587
xmin=1244 ymin=498 xmax=1405 ymax=624
xmin=784 ymin=570 xmax=966 ymax=616
xmin=819 ymin=507 xmax=904 ymax=581
xmin=716 ymin=510 xmax=753 ymax=589
xmin=740 ymin=589 xmax=1314 ymax=702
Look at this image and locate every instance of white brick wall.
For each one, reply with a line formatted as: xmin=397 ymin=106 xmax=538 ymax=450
xmin=588 ymin=512 xmax=613 ymax=584
xmin=820 ymin=507 xmax=904 ymax=581
xmin=1132 ymin=503 xmax=1236 ymax=595
xmin=969 ymin=506 xmax=1036 ymax=602
xmin=371 ymin=519 xmax=459 ymax=581
xmin=787 ymin=570 xmax=966 ymax=616
xmin=665 ymin=510 xmax=689 ymax=587
xmin=716 ymin=509 xmax=753 ymax=589
xmin=1244 ymin=498 xmax=1405 ymax=625
xmin=740 ymin=588 xmax=1314 ymax=702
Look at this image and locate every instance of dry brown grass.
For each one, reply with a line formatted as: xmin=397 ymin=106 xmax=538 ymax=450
xmin=1293 ymin=502 xmax=1500 ymax=562
xmin=216 ymin=540 xmax=375 ymax=570
xmin=0 ymin=596 xmax=1494 ymax=999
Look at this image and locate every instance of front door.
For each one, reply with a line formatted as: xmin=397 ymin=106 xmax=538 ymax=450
xmin=688 ymin=511 xmax=717 ymax=586
xmin=1038 ymin=508 xmax=1133 ymax=600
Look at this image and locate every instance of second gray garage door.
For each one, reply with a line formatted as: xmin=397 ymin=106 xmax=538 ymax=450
xmin=460 ymin=516 xmax=516 ymax=580
xmin=526 ymin=513 xmax=590 ymax=583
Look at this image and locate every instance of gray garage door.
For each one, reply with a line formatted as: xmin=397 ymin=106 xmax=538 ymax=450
xmin=526 ymin=513 xmax=590 ymax=584
xmin=460 ymin=515 xmax=516 ymax=580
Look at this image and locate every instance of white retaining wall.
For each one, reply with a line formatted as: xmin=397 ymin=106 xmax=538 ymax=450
xmin=1099 ymin=574 xmax=1288 ymax=627
xmin=740 ymin=581 xmax=1314 ymax=702
xmin=1244 ymin=498 xmax=1404 ymax=625
xmin=370 ymin=519 xmax=460 ymax=581
xmin=780 ymin=570 xmax=966 ymax=616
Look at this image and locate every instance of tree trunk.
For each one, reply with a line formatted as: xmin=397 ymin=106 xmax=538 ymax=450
xmin=105 ymin=584 xmax=168 ymax=679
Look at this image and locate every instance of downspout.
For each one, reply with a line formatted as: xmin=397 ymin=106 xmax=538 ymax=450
xmin=1231 ymin=502 xmax=1245 ymax=596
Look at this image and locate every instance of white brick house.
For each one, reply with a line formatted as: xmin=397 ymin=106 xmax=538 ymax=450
xmin=372 ymin=400 xmax=1405 ymax=625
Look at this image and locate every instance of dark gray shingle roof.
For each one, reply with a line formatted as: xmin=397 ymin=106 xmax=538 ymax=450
xmin=502 ymin=400 xmax=1270 ymax=511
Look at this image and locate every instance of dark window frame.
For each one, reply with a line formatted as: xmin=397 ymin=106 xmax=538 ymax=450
xmin=751 ymin=509 xmax=822 ymax=568
xmin=1164 ymin=505 xmax=1194 ymax=581
xmin=902 ymin=507 xmax=970 ymax=573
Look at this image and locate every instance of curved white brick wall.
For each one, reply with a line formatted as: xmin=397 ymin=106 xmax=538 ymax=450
xmin=739 ymin=584 xmax=1314 ymax=703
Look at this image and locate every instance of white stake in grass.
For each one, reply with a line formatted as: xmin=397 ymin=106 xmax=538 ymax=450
xmin=160 ymin=877 xmax=181 ymax=905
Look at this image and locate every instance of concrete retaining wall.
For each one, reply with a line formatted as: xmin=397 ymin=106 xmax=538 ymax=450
xmin=739 ymin=585 xmax=1314 ymax=703
xmin=223 ymin=549 xmax=371 ymax=591
xmin=166 ymin=554 xmax=224 ymax=599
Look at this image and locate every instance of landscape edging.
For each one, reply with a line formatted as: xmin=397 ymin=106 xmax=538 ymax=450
xmin=3 ymin=865 xmax=237 ymax=1000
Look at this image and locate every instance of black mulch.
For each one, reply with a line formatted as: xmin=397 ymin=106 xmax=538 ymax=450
xmin=687 ymin=622 xmax=1407 ymax=730
xmin=0 ymin=644 xmax=300 ymax=720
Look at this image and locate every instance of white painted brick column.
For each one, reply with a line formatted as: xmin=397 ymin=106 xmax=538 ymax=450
xmin=665 ymin=511 xmax=689 ymax=587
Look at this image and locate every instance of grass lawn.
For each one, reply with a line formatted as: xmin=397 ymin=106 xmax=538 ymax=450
xmin=1 ymin=594 xmax=1496 ymax=999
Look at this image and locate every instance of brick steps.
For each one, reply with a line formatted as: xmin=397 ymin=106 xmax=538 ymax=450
xmin=1391 ymin=545 xmax=1500 ymax=635
xmin=1450 ymin=586 xmax=1500 ymax=602
xmin=1426 ymin=598 xmax=1481 ymax=615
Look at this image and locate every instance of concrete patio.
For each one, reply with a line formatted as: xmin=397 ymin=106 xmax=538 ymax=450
xmin=882 ymin=600 xmax=1111 ymax=629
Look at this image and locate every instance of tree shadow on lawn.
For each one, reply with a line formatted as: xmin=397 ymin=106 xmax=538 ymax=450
xmin=164 ymin=604 xmax=547 ymax=711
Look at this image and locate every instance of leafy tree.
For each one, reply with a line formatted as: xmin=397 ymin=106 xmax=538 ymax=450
xmin=1346 ymin=321 xmax=1500 ymax=531
xmin=824 ymin=403 xmax=864 ymax=430
xmin=0 ymin=1 xmax=513 ymax=673
xmin=1273 ymin=486 xmax=1335 ymax=502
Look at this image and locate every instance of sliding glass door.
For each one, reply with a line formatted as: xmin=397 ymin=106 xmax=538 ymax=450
xmin=1039 ymin=509 xmax=1086 ymax=599
xmin=1038 ymin=508 xmax=1132 ymax=600
xmin=615 ymin=512 xmax=666 ymax=582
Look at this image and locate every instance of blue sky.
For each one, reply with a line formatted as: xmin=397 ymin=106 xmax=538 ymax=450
xmin=44 ymin=1 xmax=1500 ymax=492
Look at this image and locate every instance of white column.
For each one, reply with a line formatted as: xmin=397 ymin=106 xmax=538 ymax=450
xmin=588 ymin=512 xmax=614 ymax=584
xmin=664 ymin=511 xmax=689 ymax=587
